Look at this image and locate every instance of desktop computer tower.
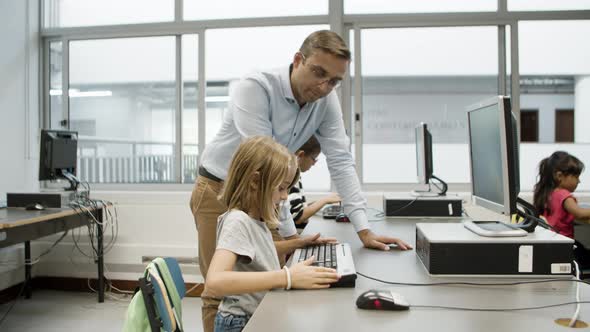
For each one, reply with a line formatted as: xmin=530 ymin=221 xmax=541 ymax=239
xmin=416 ymin=223 xmax=574 ymax=276
xmin=7 ymin=191 xmax=84 ymax=208
xmin=383 ymin=194 xmax=462 ymax=217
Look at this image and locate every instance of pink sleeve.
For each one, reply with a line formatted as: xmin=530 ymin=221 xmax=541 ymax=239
xmin=554 ymin=189 xmax=575 ymax=208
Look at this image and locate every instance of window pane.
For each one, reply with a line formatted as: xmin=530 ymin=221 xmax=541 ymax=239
xmin=509 ymin=0 xmax=590 ymax=11
xmin=69 ymin=37 xmax=176 ymax=183
xmin=518 ymin=21 xmax=590 ymax=191
xmin=182 ymin=34 xmax=199 ymax=184
xmin=205 ymin=25 xmax=331 ymax=190
xmin=49 ymin=41 xmax=63 ymax=129
xmin=184 ymin=0 xmax=327 ymax=20
xmin=43 ymin=0 xmax=174 ymax=28
xmin=360 ymin=27 xmax=498 ymax=184
xmin=345 ymin=0 xmax=496 ymax=14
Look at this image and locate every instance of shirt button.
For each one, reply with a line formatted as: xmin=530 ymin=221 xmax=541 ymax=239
xmin=294 ymin=133 xmax=297 ymax=136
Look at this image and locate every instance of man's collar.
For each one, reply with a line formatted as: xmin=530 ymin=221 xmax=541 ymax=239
xmin=280 ymin=64 xmax=297 ymax=104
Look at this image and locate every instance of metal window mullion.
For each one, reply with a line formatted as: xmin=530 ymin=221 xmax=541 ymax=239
xmin=62 ymin=37 xmax=69 ymax=129
xmin=341 ymin=26 xmax=352 ymax=138
xmin=353 ymin=26 xmax=363 ymax=181
xmin=329 ymin=0 xmax=344 ymax=36
xmin=198 ymin=30 xmax=206 ymax=164
xmin=498 ymin=25 xmax=507 ymax=95
xmin=42 ymin=38 xmax=51 ymax=129
xmin=498 ymin=0 xmax=508 ymax=98
xmin=175 ymin=0 xmax=182 ymax=22
xmin=510 ymin=22 xmax=521 ymax=141
xmin=498 ymin=0 xmax=507 ymax=13
xmin=175 ymin=35 xmax=183 ymax=183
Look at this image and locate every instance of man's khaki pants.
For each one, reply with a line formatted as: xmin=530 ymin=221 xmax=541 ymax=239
xmin=190 ymin=175 xmax=225 ymax=332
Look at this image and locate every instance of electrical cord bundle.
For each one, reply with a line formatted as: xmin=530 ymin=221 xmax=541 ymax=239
xmin=68 ymin=181 xmax=119 ymax=261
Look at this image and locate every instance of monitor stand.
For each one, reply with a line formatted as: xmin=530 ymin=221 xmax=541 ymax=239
xmin=411 ymin=189 xmax=440 ymax=197
xmin=463 ymin=220 xmax=528 ymax=237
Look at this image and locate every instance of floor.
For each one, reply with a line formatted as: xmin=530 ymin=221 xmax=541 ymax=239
xmin=0 ymin=290 xmax=203 ymax=331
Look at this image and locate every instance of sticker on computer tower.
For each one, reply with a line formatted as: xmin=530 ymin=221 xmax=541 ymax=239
xmin=518 ymin=245 xmax=533 ymax=273
xmin=551 ymin=263 xmax=571 ymax=274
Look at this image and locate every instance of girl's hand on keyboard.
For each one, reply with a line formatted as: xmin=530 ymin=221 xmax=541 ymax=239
xmin=300 ymin=233 xmax=338 ymax=247
xmin=290 ymin=256 xmax=340 ymax=289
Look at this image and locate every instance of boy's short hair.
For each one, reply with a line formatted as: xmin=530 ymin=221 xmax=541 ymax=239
xmin=299 ymin=30 xmax=351 ymax=61
xmin=297 ymin=135 xmax=321 ymax=156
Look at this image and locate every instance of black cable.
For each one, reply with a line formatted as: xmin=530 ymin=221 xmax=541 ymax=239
xmin=429 ymin=175 xmax=448 ymax=195
xmin=411 ymin=301 xmax=590 ymax=312
xmin=387 ymin=198 xmax=419 ymax=215
xmin=357 ymin=272 xmax=590 ymax=287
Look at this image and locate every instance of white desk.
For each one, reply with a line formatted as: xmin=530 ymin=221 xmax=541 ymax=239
xmin=245 ymin=215 xmax=589 ymax=331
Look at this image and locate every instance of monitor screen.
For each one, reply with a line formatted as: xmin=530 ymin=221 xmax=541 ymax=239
xmin=467 ymin=96 xmax=519 ymax=216
xmin=415 ymin=123 xmax=433 ymax=185
xmin=39 ymin=129 xmax=78 ymax=182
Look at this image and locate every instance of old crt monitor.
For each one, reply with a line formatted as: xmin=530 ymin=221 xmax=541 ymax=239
xmin=465 ymin=96 xmax=537 ymax=236
xmin=413 ymin=122 xmax=447 ymax=196
xmin=39 ymin=129 xmax=80 ymax=191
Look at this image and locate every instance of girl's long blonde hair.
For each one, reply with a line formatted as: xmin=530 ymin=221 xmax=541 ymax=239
xmin=220 ymin=136 xmax=292 ymax=228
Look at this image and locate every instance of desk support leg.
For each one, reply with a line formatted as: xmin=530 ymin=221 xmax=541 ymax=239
xmin=24 ymin=241 xmax=32 ymax=299
xmin=97 ymin=211 xmax=104 ymax=303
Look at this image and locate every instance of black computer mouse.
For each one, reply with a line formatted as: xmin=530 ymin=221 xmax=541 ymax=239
xmin=356 ymin=289 xmax=410 ymax=311
xmin=335 ymin=213 xmax=350 ymax=223
xmin=25 ymin=203 xmax=46 ymax=211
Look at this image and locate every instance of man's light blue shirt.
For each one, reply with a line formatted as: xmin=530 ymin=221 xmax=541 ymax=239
xmin=200 ymin=65 xmax=369 ymax=232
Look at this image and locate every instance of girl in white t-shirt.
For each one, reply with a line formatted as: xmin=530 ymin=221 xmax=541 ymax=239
xmin=205 ymin=136 xmax=340 ymax=332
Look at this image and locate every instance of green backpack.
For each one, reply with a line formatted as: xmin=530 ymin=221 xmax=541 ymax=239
xmin=123 ymin=257 xmax=186 ymax=332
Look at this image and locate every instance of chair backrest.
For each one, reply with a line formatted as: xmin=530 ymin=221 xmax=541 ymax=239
xmin=123 ymin=257 xmax=186 ymax=332
xmin=150 ymin=257 xmax=186 ymax=331
xmin=149 ymin=270 xmax=177 ymax=332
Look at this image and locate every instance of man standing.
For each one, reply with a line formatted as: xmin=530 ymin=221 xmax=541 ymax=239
xmin=190 ymin=30 xmax=412 ymax=332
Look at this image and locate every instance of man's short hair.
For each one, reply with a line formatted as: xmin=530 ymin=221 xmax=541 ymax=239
xmin=299 ymin=30 xmax=351 ymax=61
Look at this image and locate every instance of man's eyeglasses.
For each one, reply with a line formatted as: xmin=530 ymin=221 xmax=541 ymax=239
xmin=300 ymin=53 xmax=342 ymax=89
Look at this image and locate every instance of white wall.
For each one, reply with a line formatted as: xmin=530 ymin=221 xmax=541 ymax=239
xmin=0 ymin=0 xmax=40 ymax=290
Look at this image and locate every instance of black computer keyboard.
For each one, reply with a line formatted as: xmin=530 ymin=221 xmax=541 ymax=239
xmin=290 ymin=243 xmax=357 ymax=288
xmin=322 ymin=204 xmax=343 ymax=219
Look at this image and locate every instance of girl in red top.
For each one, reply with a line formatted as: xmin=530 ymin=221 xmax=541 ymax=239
xmin=533 ymin=151 xmax=590 ymax=267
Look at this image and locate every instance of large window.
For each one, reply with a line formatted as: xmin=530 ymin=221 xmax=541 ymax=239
xmin=184 ymin=0 xmax=327 ymax=20
xmin=518 ymin=20 xmax=590 ymax=191
xmin=182 ymin=34 xmax=200 ymax=184
xmin=205 ymin=25 xmax=331 ymax=190
xmin=43 ymin=0 xmax=174 ymax=28
xmin=359 ymin=27 xmax=498 ymax=184
xmin=68 ymin=37 xmax=177 ymax=183
xmin=509 ymin=0 xmax=590 ymax=11
xmin=48 ymin=41 xmax=63 ymax=129
xmin=345 ymin=0 xmax=496 ymax=14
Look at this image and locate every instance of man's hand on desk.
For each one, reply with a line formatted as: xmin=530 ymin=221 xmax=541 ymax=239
xmin=357 ymin=229 xmax=413 ymax=251
xmin=299 ymin=233 xmax=338 ymax=247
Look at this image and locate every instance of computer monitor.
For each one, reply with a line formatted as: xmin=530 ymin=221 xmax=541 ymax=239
xmin=413 ymin=122 xmax=447 ymax=196
xmin=39 ymin=129 xmax=80 ymax=190
xmin=467 ymin=96 xmax=519 ymax=216
xmin=415 ymin=123 xmax=433 ymax=185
